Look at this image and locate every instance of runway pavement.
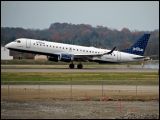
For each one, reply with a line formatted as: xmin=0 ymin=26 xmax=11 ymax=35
xmin=1 ymin=68 xmax=158 ymax=72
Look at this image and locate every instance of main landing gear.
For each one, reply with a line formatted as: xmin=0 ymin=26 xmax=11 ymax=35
xmin=69 ymin=63 xmax=75 ymax=69
xmin=69 ymin=62 xmax=83 ymax=69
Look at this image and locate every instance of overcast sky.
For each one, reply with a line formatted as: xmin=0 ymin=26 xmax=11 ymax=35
xmin=1 ymin=1 xmax=159 ymax=31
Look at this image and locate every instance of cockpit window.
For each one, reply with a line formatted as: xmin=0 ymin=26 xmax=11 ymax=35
xmin=17 ymin=40 xmax=21 ymax=43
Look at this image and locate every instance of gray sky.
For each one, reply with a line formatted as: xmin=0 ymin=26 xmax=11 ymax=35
xmin=1 ymin=1 xmax=159 ymax=31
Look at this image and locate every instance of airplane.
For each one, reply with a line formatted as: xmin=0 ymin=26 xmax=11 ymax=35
xmin=5 ymin=33 xmax=151 ymax=69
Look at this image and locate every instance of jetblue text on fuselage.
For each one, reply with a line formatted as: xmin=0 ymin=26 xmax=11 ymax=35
xmin=36 ymin=41 xmax=45 ymax=44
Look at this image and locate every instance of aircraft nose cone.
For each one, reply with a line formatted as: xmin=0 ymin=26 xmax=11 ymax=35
xmin=5 ymin=43 xmax=11 ymax=48
xmin=5 ymin=44 xmax=9 ymax=48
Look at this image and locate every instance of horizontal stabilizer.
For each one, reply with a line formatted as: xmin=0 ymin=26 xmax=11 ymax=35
xmin=133 ymin=56 xmax=146 ymax=59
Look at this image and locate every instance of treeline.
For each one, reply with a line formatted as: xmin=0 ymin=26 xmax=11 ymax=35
xmin=1 ymin=22 xmax=159 ymax=59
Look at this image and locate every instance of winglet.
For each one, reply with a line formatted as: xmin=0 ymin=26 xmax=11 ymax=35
xmin=103 ymin=47 xmax=116 ymax=55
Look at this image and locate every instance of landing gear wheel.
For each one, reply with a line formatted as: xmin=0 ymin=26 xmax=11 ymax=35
xmin=69 ymin=63 xmax=75 ymax=69
xmin=77 ymin=63 xmax=83 ymax=69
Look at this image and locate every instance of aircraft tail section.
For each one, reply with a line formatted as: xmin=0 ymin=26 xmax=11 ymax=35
xmin=122 ymin=34 xmax=150 ymax=56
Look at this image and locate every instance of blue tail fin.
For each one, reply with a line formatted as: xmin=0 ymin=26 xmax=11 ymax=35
xmin=122 ymin=34 xmax=150 ymax=56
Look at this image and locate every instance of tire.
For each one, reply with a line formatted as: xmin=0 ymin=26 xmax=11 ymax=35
xmin=69 ymin=63 xmax=75 ymax=69
xmin=77 ymin=64 xmax=83 ymax=69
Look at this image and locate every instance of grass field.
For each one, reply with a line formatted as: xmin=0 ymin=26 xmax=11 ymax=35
xmin=1 ymin=72 xmax=159 ymax=85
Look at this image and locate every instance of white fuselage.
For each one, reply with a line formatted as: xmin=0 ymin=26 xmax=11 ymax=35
xmin=5 ymin=38 xmax=145 ymax=63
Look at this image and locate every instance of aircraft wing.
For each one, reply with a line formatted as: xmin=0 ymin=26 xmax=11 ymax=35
xmin=75 ymin=46 xmax=116 ymax=57
xmin=46 ymin=46 xmax=117 ymax=62
xmin=74 ymin=46 xmax=116 ymax=56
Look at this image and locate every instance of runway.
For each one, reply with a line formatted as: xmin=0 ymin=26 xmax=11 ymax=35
xmin=1 ymin=68 xmax=158 ymax=72
xmin=1 ymin=64 xmax=159 ymax=72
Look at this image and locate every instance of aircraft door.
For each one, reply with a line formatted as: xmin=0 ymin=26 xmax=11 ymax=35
xmin=26 ymin=39 xmax=31 ymax=48
xmin=117 ymin=51 xmax=121 ymax=61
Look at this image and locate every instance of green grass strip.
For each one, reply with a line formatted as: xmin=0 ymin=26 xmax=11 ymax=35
xmin=1 ymin=72 xmax=159 ymax=85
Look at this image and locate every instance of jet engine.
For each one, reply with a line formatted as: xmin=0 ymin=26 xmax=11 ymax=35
xmin=48 ymin=54 xmax=74 ymax=62
xmin=47 ymin=55 xmax=59 ymax=62
xmin=60 ymin=53 xmax=74 ymax=62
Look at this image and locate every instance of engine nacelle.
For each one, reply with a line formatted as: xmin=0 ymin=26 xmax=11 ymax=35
xmin=60 ymin=53 xmax=74 ymax=62
xmin=47 ymin=55 xmax=59 ymax=62
xmin=48 ymin=54 xmax=74 ymax=62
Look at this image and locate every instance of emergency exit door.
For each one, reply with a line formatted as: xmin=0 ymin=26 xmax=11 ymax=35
xmin=26 ymin=39 xmax=31 ymax=48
